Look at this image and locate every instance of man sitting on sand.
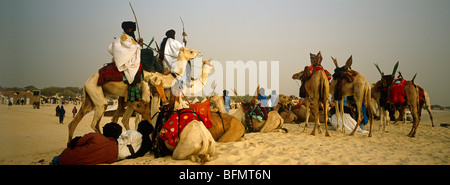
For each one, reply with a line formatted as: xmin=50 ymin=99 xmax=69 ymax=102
xmin=52 ymin=122 xmax=123 ymax=165
xmin=117 ymin=120 xmax=154 ymax=160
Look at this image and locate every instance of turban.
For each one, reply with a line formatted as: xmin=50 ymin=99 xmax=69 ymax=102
xmin=121 ymin=21 xmax=136 ymax=32
xmin=165 ymin=29 xmax=175 ymax=39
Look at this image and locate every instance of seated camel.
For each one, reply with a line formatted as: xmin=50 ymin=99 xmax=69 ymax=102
xmin=207 ymin=95 xmax=245 ymax=142
xmin=231 ymin=88 xmax=286 ymax=133
xmin=167 ymin=120 xmax=216 ymax=163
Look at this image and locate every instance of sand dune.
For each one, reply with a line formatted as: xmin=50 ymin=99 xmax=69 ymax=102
xmin=0 ymin=103 xmax=448 ymax=165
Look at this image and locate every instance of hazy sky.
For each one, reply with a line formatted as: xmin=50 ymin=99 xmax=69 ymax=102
xmin=1 ymin=0 xmax=449 ymax=105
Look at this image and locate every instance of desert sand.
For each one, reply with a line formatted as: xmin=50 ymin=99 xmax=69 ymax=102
xmin=0 ymin=103 xmax=448 ymax=165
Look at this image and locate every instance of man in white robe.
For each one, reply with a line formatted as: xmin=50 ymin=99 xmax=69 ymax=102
xmin=159 ymin=29 xmax=185 ymax=73
xmin=108 ymin=21 xmax=144 ymax=84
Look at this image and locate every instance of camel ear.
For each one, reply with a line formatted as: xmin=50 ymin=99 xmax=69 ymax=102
xmin=344 ymin=55 xmax=352 ymax=69
xmin=309 ymin=53 xmax=315 ymax=65
xmin=392 ymin=61 xmax=399 ymax=76
xmin=317 ymin=51 xmax=323 ymax=65
xmin=331 ymin=56 xmax=338 ymax=68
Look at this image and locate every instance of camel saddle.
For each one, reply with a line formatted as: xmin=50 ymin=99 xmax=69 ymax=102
xmin=97 ymin=63 xmax=143 ymax=101
xmin=299 ymin=65 xmax=331 ymax=98
xmin=189 ymin=99 xmax=212 ymax=122
xmin=332 ymin=67 xmax=359 ymax=101
xmin=159 ymin=108 xmax=212 ymax=147
xmin=389 ymin=78 xmax=407 ymax=104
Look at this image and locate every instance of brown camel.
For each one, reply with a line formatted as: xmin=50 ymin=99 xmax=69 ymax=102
xmin=329 ymin=55 xmax=373 ymax=137
xmin=231 ymin=87 xmax=286 ymax=133
xmin=373 ymin=64 xmax=422 ymax=137
xmin=291 ymin=51 xmax=330 ymax=136
xmin=371 ymin=62 xmax=399 ymax=132
xmin=207 ymin=95 xmax=245 ymax=142
xmin=67 ymin=47 xmax=201 ymax=142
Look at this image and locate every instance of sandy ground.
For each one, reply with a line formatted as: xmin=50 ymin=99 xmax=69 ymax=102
xmin=0 ymin=103 xmax=449 ymax=165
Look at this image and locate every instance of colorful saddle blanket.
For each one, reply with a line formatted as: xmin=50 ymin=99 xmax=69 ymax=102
xmin=97 ymin=63 xmax=142 ymax=85
xmin=418 ymin=86 xmax=425 ymax=102
xmin=189 ymin=100 xmax=212 ymax=122
xmin=389 ymin=78 xmax=407 ymax=104
xmin=159 ymin=108 xmax=213 ymax=147
xmin=301 ymin=66 xmax=332 ymax=81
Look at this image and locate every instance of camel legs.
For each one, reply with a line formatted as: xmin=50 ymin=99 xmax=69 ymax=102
xmin=322 ymin=99 xmax=330 ymax=137
xmin=91 ymin=105 xmax=107 ymax=133
xmin=334 ymin=99 xmax=345 ymax=133
xmin=303 ymin=98 xmax=310 ymax=133
xmin=67 ymin=99 xmax=92 ymax=142
xmin=407 ymin=103 xmax=421 ymax=137
xmin=310 ymin=97 xmax=319 ymax=136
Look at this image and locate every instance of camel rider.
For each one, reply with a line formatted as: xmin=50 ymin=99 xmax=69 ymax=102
xmin=159 ymin=29 xmax=193 ymax=92
xmin=108 ymin=21 xmax=144 ymax=85
xmin=159 ymin=29 xmax=185 ymax=74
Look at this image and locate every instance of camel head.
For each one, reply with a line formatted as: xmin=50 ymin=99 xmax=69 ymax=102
xmin=131 ymin=101 xmax=152 ymax=122
xmin=278 ymin=94 xmax=291 ymax=105
xmin=374 ymin=61 xmax=399 ymax=88
xmin=174 ymin=47 xmax=203 ymax=75
xmin=292 ymin=71 xmax=303 ymax=80
xmin=177 ymin=47 xmax=202 ymax=62
xmin=310 ymin=51 xmax=323 ymax=66
xmin=201 ymin=59 xmax=214 ymax=74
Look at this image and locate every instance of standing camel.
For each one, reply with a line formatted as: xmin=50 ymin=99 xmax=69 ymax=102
xmin=373 ymin=64 xmax=423 ymax=137
xmin=291 ymin=51 xmax=330 ymax=136
xmin=371 ymin=62 xmax=399 ymax=132
xmin=67 ymin=47 xmax=201 ymax=142
xmin=329 ymin=56 xmax=373 ymax=137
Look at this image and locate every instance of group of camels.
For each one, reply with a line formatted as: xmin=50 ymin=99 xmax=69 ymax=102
xmin=291 ymin=51 xmax=433 ymax=138
xmin=68 ymin=46 xmax=284 ymax=163
xmin=68 ymin=46 xmax=432 ymax=163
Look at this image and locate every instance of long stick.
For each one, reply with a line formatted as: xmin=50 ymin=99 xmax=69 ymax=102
xmin=129 ymin=2 xmax=141 ymax=39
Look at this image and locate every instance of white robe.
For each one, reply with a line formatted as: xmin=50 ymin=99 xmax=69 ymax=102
xmin=162 ymin=38 xmax=184 ymax=72
xmin=108 ymin=33 xmax=141 ymax=84
xmin=117 ymin=130 xmax=142 ymax=160
xmin=329 ymin=113 xmax=369 ymax=133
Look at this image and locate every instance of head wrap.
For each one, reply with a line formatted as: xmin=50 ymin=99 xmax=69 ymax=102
xmin=103 ymin=122 xmax=123 ymax=139
xmin=121 ymin=21 xmax=136 ymax=32
xmin=121 ymin=21 xmax=137 ymax=41
xmin=165 ymin=29 xmax=176 ymax=39
xmin=137 ymin=120 xmax=154 ymax=136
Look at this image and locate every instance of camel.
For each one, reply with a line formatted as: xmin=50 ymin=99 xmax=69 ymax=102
xmin=371 ymin=62 xmax=399 ymax=132
xmin=166 ymin=119 xmax=216 ymax=163
xmin=67 ymin=47 xmax=202 ymax=142
xmin=207 ymin=95 xmax=246 ymax=142
xmin=231 ymin=88 xmax=286 ymax=133
xmin=373 ymin=66 xmax=422 ymax=137
xmin=276 ymin=94 xmax=298 ymax=123
xmin=291 ymin=51 xmax=330 ymax=136
xmin=399 ymin=87 xmax=433 ymax=127
xmin=329 ymin=55 xmax=373 ymax=137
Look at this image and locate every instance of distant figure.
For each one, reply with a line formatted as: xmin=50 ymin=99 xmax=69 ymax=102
xmin=8 ymin=100 xmax=12 ymax=108
xmin=269 ymin=90 xmax=279 ymax=107
xmin=55 ymin=105 xmax=60 ymax=117
xmin=257 ymin=88 xmax=268 ymax=107
xmin=72 ymin=106 xmax=77 ymax=118
xmin=53 ymin=122 xmax=123 ymax=165
xmin=223 ymin=90 xmax=230 ymax=114
xmin=59 ymin=106 xmax=66 ymax=124
xmin=20 ymin=98 xmax=24 ymax=105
